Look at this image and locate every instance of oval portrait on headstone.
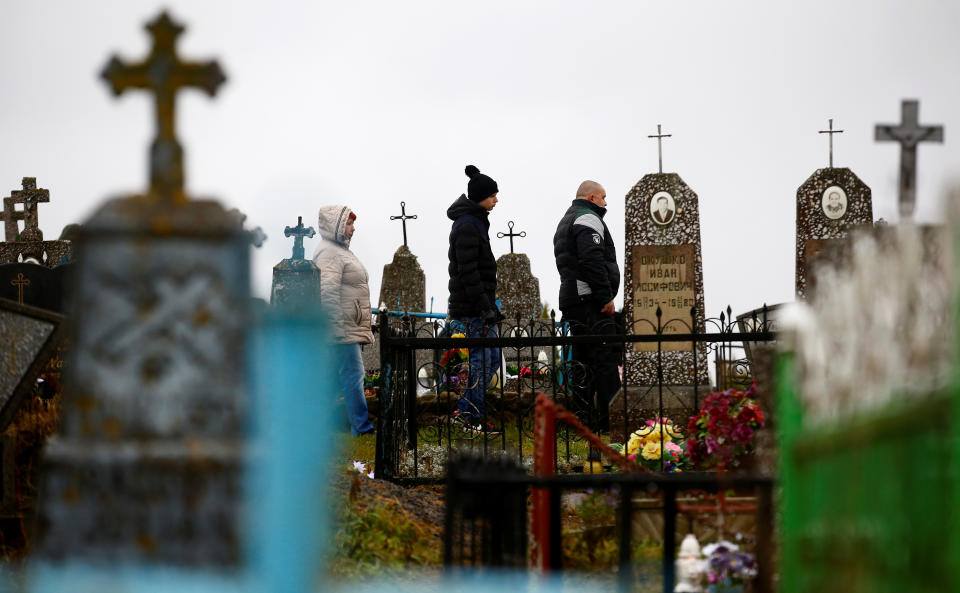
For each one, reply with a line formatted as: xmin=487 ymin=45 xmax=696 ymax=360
xmin=821 ymin=186 xmax=847 ymax=220
xmin=650 ymin=191 xmax=676 ymax=226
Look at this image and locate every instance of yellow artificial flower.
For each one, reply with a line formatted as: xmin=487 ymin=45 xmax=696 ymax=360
xmin=641 ymin=440 xmax=662 ymax=461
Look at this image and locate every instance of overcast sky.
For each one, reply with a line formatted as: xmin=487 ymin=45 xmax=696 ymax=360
xmin=3 ymin=1 xmax=958 ymax=320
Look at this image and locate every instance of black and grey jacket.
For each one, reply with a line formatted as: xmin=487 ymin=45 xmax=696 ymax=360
xmin=553 ymin=199 xmax=620 ymax=310
xmin=447 ymin=195 xmax=498 ymax=318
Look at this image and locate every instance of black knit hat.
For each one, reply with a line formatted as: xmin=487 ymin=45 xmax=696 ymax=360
xmin=465 ymin=165 xmax=498 ymax=202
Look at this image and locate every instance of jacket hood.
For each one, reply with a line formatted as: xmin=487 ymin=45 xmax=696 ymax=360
xmin=316 ymin=205 xmax=354 ymax=249
xmin=447 ymin=194 xmax=488 ymax=222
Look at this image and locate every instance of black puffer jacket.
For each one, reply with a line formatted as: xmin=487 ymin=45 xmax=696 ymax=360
xmin=447 ymin=195 xmax=498 ymax=318
xmin=553 ymin=199 xmax=620 ymax=310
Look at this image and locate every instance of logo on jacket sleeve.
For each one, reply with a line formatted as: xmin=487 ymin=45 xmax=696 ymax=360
xmin=592 ymin=233 xmax=602 ymax=244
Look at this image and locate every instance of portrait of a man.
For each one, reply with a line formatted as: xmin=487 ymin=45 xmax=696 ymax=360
xmin=821 ymin=186 xmax=847 ymax=220
xmin=650 ymin=191 xmax=676 ymax=225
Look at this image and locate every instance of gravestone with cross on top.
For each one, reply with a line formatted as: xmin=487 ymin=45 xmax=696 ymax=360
xmin=0 ymin=177 xmax=73 ymax=266
xmin=796 ymin=118 xmax=873 ymax=299
xmin=609 ymin=125 xmax=710 ymax=437
xmin=35 ymin=11 xmax=249 ymax=566
xmin=622 ymin=125 xmax=709 ymax=386
xmin=270 ymin=215 xmax=322 ymax=308
xmin=495 ymin=220 xmax=541 ymax=323
xmin=379 ymin=201 xmax=426 ymax=312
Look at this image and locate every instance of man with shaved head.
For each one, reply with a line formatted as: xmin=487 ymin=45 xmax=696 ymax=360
xmin=553 ymin=180 xmax=621 ymax=433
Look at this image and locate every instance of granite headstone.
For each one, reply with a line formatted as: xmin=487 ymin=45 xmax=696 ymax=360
xmin=796 ymin=120 xmax=873 ymax=299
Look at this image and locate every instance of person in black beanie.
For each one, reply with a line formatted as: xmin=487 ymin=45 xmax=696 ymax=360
xmin=446 ymin=164 xmax=504 ymax=434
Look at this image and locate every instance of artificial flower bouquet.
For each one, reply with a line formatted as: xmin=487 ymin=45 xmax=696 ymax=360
xmin=685 ymin=384 xmax=765 ymax=469
xmin=701 ymin=540 xmax=757 ymax=593
xmin=438 ymin=333 xmax=469 ymax=393
xmin=625 ymin=417 xmax=687 ymax=472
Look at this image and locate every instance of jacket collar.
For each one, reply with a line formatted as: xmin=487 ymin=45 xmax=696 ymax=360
xmin=574 ymin=198 xmax=607 ymax=218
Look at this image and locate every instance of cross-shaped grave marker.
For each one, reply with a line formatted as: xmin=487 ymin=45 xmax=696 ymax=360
xmin=875 ymin=99 xmax=944 ymax=219
xmin=819 ymin=118 xmax=844 ymax=168
xmin=648 ymin=124 xmax=672 ymax=174
xmin=101 ymin=11 xmax=226 ymax=202
xmin=10 ymin=273 xmax=30 ymax=305
xmin=496 ymin=220 xmax=526 ymax=254
xmin=3 ymin=178 xmax=49 ymax=242
xmin=390 ymin=201 xmax=417 ymax=247
xmin=283 ymin=215 xmax=315 ymax=260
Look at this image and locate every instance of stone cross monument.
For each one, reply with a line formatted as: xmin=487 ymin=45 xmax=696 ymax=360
xmin=796 ymin=118 xmax=873 ymax=299
xmin=622 ymin=125 xmax=709 ymax=388
xmin=379 ymin=201 xmax=426 ymax=312
xmin=875 ymin=99 xmax=944 ymax=220
xmin=271 ymin=215 xmax=322 ymax=308
xmin=0 ymin=177 xmax=72 ymax=266
xmin=37 ymin=11 xmax=248 ymax=565
xmin=495 ymin=220 xmax=541 ymax=322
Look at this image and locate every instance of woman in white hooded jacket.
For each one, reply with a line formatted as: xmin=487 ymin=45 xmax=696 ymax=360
xmin=313 ymin=205 xmax=375 ymax=436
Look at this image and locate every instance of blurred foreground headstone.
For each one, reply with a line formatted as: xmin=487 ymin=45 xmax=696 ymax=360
xmin=35 ymin=10 xmax=249 ymax=565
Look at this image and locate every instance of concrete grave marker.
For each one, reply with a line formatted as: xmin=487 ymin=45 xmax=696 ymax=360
xmin=496 ymin=220 xmax=541 ymax=323
xmin=796 ymin=119 xmax=873 ymax=299
xmin=623 ymin=125 xmax=708 ymax=386
xmin=37 ymin=11 xmax=248 ymax=565
xmin=380 ymin=201 xmax=426 ymax=312
xmin=0 ymin=178 xmax=73 ymax=266
xmin=270 ymin=215 xmax=321 ymax=308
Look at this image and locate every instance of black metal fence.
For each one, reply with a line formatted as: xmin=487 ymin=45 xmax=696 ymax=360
xmin=444 ymin=455 xmax=775 ymax=593
xmin=374 ymin=305 xmax=776 ymax=482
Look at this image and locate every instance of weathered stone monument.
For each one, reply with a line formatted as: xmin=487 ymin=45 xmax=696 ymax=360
xmin=495 ymin=220 xmax=541 ymax=322
xmin=379 ymin=201 xmax=426 ymax=312
xmin=270 ymin=215 xmax=321 ymax=308
xmin=612 ymin=125 xmax=710 ymax=436
xmin=875 ymin=99 xmax=944 ymax=219
xmin=37 ymin=11 xmax=248 ymax=565
xmin=0 ymin=177 xmax=73 ymax=266
xmin=796 ymin=119 xmax=873 ymax=299
xmin=622 ymin=126 xmax=709 ymax=385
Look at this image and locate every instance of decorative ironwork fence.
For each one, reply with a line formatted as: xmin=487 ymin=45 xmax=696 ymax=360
xmin=374 ymin=305 xmax=776 ymax=482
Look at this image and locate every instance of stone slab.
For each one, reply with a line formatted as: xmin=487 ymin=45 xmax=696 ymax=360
xmin=0 ymin=298 xmax=64 ymax=432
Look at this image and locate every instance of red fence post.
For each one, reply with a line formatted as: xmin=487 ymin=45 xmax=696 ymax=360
xmin=531 ymin=393 xmax=556 ymax=571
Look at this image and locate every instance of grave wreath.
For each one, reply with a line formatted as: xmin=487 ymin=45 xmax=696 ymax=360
xmin=685 ymin=384 xmax=765 ymax=469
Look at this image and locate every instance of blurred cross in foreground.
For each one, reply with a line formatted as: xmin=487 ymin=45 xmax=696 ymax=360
xmin=390 ymin=201 xmax=417 ymax=247
xmin=497 ymin=220 xmax=526 ymax=254
xmin=819 ymin=118 xmax=843 ymax=168
xmin=284 ymin=216 xmax=315 ymax=260
xmin=875 ymin=100 xmax=944 ymax=219
xmin=101 ymin=11 xmax=226 ymax=203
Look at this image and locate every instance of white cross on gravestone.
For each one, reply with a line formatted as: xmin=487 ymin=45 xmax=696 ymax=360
xmin=875 ymin=100 xmax=944 ymax=219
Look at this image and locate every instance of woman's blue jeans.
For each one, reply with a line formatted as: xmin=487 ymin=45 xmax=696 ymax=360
xmin=334 ymin=343 xmax=374 ymax=435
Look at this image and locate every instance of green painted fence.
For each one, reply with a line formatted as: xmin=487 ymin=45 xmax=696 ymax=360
xmin=777 ymin=354 xmax=959 ymax=593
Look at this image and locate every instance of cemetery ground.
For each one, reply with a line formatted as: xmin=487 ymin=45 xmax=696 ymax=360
xmin=332 ymin=429 xmax=667 ymax=590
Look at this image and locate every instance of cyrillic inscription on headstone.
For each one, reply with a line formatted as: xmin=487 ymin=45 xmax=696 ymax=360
xmin=632 ymin=244 xmax=695 ymax=352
